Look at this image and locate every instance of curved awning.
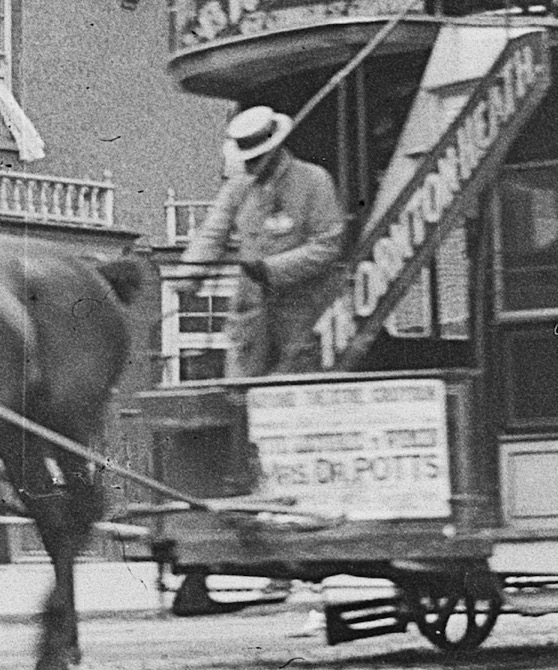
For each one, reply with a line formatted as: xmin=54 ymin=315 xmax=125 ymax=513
xmin=169 ymin=16 xmax=441 ymax=99
xmin=168 ymin=13 xmax=558 ymax=100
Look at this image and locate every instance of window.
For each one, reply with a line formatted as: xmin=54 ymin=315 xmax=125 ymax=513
xmin=160 ymin=272 xmax=238 ymax=386
xmin=502 ymin=326 xmax=558 ymax=427
xmin=0 ymin=0 xmax=11 ymax=88
xmin=177 ymin=290 xmax=230 ymax=381
xmin=178 ymin=293 xmax=229 ymax=334
xmin=496 ymin=164 xmax=558 ymax=315
xmin=492 ymin=163 xmax=558 ymax=431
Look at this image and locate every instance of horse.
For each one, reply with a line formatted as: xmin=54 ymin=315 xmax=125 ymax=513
xmin=0 ymin=235 xmax=141 ymax=670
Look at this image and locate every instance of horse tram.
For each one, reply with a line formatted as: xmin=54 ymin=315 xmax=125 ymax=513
xmin=129 ymin=0 xmax=558 ymax=653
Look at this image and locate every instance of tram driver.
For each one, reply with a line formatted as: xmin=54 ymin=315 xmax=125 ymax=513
xmin=180 ymin=105 xmax=346 ymax=377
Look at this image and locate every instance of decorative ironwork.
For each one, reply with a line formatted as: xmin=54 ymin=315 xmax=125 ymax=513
xmin=169 ymin=0 xmax=425 ymax=52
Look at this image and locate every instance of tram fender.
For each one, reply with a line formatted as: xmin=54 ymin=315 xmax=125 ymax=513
xmin=325 ymin=595 xmax=409 ymax=645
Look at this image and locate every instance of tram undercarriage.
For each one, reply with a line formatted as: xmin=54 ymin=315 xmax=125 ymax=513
xmin=135 ymin=2 xmax=558 ymax=654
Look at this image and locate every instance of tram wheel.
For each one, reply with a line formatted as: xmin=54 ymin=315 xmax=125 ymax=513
xmin=409 ymin=574 xmax=501 ymax=652
xmin=172 ymin=572 xmax=247 ymax=617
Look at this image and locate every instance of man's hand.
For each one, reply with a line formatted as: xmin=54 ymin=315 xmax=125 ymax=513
xmin=240 ymin=260 xmax=269 ymax=286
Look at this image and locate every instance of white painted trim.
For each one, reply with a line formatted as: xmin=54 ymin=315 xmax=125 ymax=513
xmin=159 ymin=264 xmax=239 ymax=280
xmin=161 ymin=282 xmax=179 ymax=387
xmin=160 ymin=276 xmax=237 ymax=386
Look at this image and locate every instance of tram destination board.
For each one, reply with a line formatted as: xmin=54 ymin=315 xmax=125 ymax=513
xmin=247 ymin=378 xmax=451 ymax=520
xmin=315 ymin=29 xmax=551 ymax=369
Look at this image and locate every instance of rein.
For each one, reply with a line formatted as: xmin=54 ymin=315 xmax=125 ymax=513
xmin=0 ymin=402 xmax=342 ymax=531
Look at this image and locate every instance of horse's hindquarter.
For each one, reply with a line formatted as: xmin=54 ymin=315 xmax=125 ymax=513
xmin=0 ymin=239 xmax=133 ymax=439
xmin=29 ymin=256 xmax=131 ymax=437
xmin=0 ymin=239 xmax=140 ymax=670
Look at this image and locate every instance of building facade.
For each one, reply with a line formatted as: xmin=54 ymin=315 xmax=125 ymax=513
xmin=0 ymin=0 xmax=233 ymax=561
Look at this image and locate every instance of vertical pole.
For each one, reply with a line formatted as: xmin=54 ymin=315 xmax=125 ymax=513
xmin=336 ymin=80 xmax=350 ymax=210
xmin=449 ymin=376 xmax=491 ymax=531
xmin=166 ymin=187 xmax=177 ymax=245
xmin=355 ymin=67 xmax=369 ymax=214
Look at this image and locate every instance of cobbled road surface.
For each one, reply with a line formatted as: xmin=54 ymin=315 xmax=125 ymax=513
xmin=2 ymin=607 xmax=558 ymax=669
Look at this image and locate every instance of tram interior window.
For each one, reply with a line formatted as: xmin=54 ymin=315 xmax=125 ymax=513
xmin=499 ymin=168 xmax=558 ymax=312
xmin=502 ymin=327 xmax=558 ymax=425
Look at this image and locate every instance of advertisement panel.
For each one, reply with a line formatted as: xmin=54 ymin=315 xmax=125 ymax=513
xmin=169 ymin=0 xmax=425 ymax=53
xmin=247 ymin=378 xmax=450 ymax=520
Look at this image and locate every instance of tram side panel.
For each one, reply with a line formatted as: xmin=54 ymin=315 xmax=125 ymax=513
xmin=139 ymin=370 xmax=493 ymax=573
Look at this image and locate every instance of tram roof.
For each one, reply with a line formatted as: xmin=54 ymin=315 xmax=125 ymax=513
xmin=168 ymin=15 xmax=558 ymax=100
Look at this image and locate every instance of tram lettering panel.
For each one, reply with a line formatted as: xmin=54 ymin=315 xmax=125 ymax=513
xmin=247 ymin=378 xmax=451 ymax=520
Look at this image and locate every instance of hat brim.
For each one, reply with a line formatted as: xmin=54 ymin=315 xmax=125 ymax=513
xmin=230 ymin=114 xmax=293 ymax=161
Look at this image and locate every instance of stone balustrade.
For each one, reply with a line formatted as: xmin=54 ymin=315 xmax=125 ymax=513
xmin=0 ymin=170 xmax=114 ymax=228
xmin=165 ymin=188 xmax=215 ymax=245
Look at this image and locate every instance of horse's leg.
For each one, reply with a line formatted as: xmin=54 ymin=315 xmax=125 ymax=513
xmin=1 ymin=432 xmax=96 ymax=670
xmin=27 ymin=489 xmax=83 ymax=670
xmin=0 ymin=430 xmax=73 ymax=670
xmin=33 ymin=456 xmax=101 ymax=670
xmin=36 ymin=536 xmax=78 ymax=670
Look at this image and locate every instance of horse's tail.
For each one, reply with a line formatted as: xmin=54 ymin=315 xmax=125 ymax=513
xmin=97 ymin=258 xmax=143 ymax=305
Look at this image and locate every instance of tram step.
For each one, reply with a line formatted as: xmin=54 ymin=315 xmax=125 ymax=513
xmin=325 ymin=596 xmax=409 ymax=645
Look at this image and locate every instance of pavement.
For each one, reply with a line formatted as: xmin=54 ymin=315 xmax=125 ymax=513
xmin=0 ymin=559 xmax=395 ymax=622
xmin=0 ymin=561 xmax=169 ymax=620
xmin=0 ymin=516 xmax=394 ymax=622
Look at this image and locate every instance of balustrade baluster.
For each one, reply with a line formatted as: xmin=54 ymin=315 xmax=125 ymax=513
xmin=64 ymin=184 xmax=75 ymax=218
xmin=78 ymin=181 xmax=89 ymax=221
xmin=90 ymin=186 xmax=100 ymax=221
xmin=13 ymin=179 xmax=23 ymax=212
xmin=27 ymin=180 xmax=36 ymax=215
xmin=39 ymin=182 xmax=50 ymax=219
xmin=0 ymin=176 xmax=9 ymax=213
xmin=52 ymin=183 xmax=62 ymax=216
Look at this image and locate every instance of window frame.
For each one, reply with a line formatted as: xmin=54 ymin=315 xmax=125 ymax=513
xmin=160 ymin=269 xmax=238 ymax=387
xmin=493 ymin=159 xmax=558 ymax=324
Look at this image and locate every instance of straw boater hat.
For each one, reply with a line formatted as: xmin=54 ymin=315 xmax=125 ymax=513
xmin=227 ymin=106 xmax=293 ymax=161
